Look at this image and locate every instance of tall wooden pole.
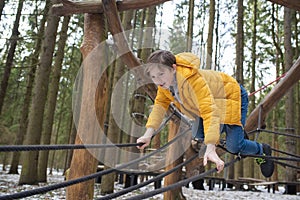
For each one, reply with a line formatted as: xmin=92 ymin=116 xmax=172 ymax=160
xmin=163 ymin=121 xmax=185 ymax=200
xmin=66 ymin=13 xmax=108 ymax=200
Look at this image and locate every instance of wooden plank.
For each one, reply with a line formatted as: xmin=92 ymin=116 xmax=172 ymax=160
xmin=267 ymin=0 xmax=300 ymax=11
xmin=249 ymin=181 xmax=278 ymax=186
xmin=53 ymin=0 xmax=300 ymax=16
xmin=52 ymin=0 xmax=171 ymax=16
xmin=238 ymin=177 xmax=266 ymax=182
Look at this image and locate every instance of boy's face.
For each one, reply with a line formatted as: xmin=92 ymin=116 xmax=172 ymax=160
xmin=148 ymin=65 xmax=175 ymax=89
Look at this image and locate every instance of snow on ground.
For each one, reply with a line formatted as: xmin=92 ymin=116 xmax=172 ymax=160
xmin=0 ymin=165 xmax=299 ymax=200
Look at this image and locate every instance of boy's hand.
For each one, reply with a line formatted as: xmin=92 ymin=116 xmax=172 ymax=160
xmin=203 ymin=144 xmax=224 ymax=173
xmin=136 ymin=128 xmax=155 ymax=150
xmin=136 ymin=136 xmax=151 ymax=149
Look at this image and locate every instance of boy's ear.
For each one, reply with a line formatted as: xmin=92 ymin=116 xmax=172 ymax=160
xmin=172 ymin=64 xmax=177 ymax=70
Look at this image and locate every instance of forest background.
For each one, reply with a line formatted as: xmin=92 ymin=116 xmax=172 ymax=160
xmin=0 ymin=0 xmax=299 ymax=196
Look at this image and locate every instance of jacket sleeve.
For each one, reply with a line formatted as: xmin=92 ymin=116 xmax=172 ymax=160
xmin=188 ymin=73 xmax=220 ymax=145
xmin=146 ymin=87 xmax=172 ymax=130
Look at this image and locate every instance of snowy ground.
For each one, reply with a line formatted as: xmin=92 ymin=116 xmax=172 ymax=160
xmin=0 ymin=166 xmax=299 ymax=200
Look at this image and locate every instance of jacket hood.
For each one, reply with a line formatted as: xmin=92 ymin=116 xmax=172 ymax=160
xmin=175 ymin=52 xmax=201 ymax=69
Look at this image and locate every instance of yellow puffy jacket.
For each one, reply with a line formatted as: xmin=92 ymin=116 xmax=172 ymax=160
xmin=146 ymin=52 xmax=242 ymax=144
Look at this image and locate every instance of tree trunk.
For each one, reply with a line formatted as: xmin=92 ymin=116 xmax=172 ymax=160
xmin=66 ymin=13 xmax=108 ymax=200
xmin=119 ymin=9 xmax=135 ymax=150
xmin=214 ymin=1 xmax=220 ymax=70
xmin=270 ymin=4 xmax=282 ymax=184
xmin=64 ymin=44 xmax=84 ymax=173
xmin=126 ymin=6 xmax=156 ymax=189
xmin=8 ymin=0 xmax=51 ymax=175
xmin=205 ymin=0 xmax=215 ymax=70
xmin=235 ymin=0 xmax=244 ymax=85
xmin=65 ymin=118 xmax=77 ymax=172
xmin=235 ymin=0 xmax=246 ymax=179
xmin=296 ymin=13 xmax=300 ymax=183
xmin=284 ymin=7 xmax=297 ymax=194
xmin=0 ymin=0 xmax=5 ymax=22
xmin=49 ymin=109 xmax=62 ymax=174
xmin=19 ymin=0 xmax=60 ymax=185
xmin=186 ymin=0 xmax=194 ymax=52
xmin=141 ymin=6 xmax=157 ymax=147
xmin=101 ymin=59 xmax=127 ymax=194
xmin=38 ymin=15 xmax=71 ymax=183
xmin=0 ymin=0 xmax=23 ymax=114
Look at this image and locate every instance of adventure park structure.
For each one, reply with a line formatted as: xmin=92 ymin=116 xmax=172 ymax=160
xmin=0 ymin=0 xmax=299 ymax=200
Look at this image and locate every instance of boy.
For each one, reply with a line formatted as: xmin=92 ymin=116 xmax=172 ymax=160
xmin=137 ymin=50 xmax=274 ymax=177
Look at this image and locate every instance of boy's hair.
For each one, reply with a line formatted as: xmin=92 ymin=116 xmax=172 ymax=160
xmin=145 ymin=50 xmax=176 ymax=76
xmin=147 ymin=50 xmax=176 ymax=66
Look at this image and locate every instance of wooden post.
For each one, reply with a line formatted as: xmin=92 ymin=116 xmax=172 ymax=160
xmin=66 ymin=13 xmax=108 ymax=200
xmin=245 ymin=56 xmax=300 ymax=132
xmin=163 ymin=121 xmax=185 ymax=200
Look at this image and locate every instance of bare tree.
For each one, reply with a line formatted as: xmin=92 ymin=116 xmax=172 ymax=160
xmin=205 ymin=0 xmax=215 ymax=69
xmin=186 ymin=0 xmax=194 ymax=52
xmin=38 ymin=15 xmax=71 ymax=183
xmin=235 ymin=0 xmax=246 ymax=180
xmin=19 ymin=0 xmax=60 ymax=185
xmin=0 ymin=0 xmax=5 ymax=22
xmin=8 ymin=0 xmax=51 ymax=175
xmin=0 ymin=0 xmax=23 ymax=114
xmin=284 ymin=7 xmax=297 ymax=194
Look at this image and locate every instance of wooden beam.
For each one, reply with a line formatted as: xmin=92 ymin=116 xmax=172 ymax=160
xmin=52 ymin=0 xmax=171 ymax=16
xmin=267 ymin=0 xmax=300 ymax=11
xmin=245 ymin=56 xmax=300 ymax=132
xmin=102 ymin=0 xmax=157 ymax=99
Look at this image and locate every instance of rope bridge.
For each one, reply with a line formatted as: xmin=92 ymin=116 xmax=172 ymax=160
xmin=1 ymin=77 xmax=300 ymax=199
xmin=0 ymin=127 xmax=299 ymax=199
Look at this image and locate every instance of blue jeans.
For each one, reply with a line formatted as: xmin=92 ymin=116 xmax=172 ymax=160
xmin=191 ymin=85 xmax=263 ymax=155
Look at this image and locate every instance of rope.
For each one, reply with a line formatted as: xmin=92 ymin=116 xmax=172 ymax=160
xmin=125 ymin=157 xmax=241 ymax=200
xmin=247 ymin=128 xmax=300 ymax=139
xmin=274 ymin=160 xmax=300 ymax=170
xmin=97 ymin=153 xmax=199 ymax=200
xmin=217 ymin=144 xmax=300 ymax=170
xmin=272 ymin=147 xmax=300 ymax=159
xmin=0 ymin=143 xmax=144 ymax=152
xmin=217 ymin=144 xmax=300 ymax=162
xmin=248 ymin=73 xmax=286 ymax=96
xmin=0 ymin=111 xmax=176 ymax=153
xmin=0 ymin=128 xmax=190 ymax=200
xmin=241 ymin=154 xmax=300 ymax=162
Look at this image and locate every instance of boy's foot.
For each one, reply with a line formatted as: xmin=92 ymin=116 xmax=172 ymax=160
xmin=256 ymin=143 xmax=274 ymax=178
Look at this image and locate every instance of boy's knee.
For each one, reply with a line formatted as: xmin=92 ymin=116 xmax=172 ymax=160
xmin=226 ymin=142 xmax=243 ymax=154
xmin=226 ymin=145 xmax=240 ymax=154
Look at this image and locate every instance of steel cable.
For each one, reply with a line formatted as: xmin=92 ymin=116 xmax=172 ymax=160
xmin=0 ymin=127 xmax=190 ymax=200
xmin=247 ymin=128 xmax=300 ymax=139
xmin=97 ymin=153 xmax=199 ymax=200
xmin=125 ymin=157 xmax=241 ymax=200
xmin=0 ymin=143 xmax=143 ymax=152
